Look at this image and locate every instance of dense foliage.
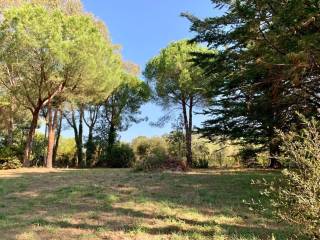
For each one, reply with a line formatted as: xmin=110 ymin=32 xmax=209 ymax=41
xmin=184 ymin=0 xmax=320 ymax=168
xmin=252 ymin=117 xmax=320 ymax=239
xmin=132 ymin=136 xmax=169 ymax=171
xmin=104 ymin=143 xmax=135 ymax=168
xmin=276 ymin=123 xmax=320 ymax=239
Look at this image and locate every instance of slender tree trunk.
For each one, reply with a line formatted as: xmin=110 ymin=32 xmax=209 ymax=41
xmin=107 ymin=103 xmax=117 ymax=152
xmin=53 ymin=110 xmax=63 ymax=163
xmin=71 ymin=108 xmax=84 ymax=168
xmin=42 ymin=109 xmax=48 ymax=165
xmin=107 ymin=123 xmax=116 ymax=152
xmin=182 ymin=97 xmax=193 ymax=167
xmin=78 ymin=108 xmax=84 ymax=167
xmin=7 ymin=114 xmax=14 ymax=145
xmin=23 ymin=107 xmax=41 ymax=167
xmin=84 ymin=105 xmax=100 ymax=167
xmin=7 ymin=101 xmax=15 ymax=145
xmin=46 ymin=100 xmax=58 ymax=168
xmin=188 ymin=96 xmax=193 ymax=165
xmin=86 ymin=126 xmax=95 ymax=167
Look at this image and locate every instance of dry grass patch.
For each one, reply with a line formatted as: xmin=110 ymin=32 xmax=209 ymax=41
xmin=0 ymin=168 xmax=295 ymax=239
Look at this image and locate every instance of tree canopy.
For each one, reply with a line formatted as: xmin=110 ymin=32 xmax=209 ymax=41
xmin=144 ymin=40 xmax=210 ymax=166
xmin=183 ymin=0 xmax=320 ymax=167
xmin=0 ymin=4 xmax=121 ymax=166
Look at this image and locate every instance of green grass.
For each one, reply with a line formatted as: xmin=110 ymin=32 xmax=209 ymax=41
xmin=0 ymin=169 xmax=295 ymax=240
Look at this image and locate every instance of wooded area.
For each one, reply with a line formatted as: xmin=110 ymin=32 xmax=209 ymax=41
xmin=0 ymin=1 xmax=319 ymax=239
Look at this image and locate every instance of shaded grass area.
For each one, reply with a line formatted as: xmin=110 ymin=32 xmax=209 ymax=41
xmin=0 ymin=169 xmax=294 ymax=239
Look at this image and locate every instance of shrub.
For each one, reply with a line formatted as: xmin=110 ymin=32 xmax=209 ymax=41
xmin=238 ymin=146 xmax=259 ymax=167
xmin=107 ymin=143 xmax=135 ymax=168
xmin=0 ymin=157 xmax=22 ymax=170
xmin=192 ymin=158 xmax=209 ymax=169
xmin=132 ymin=136 xmax=168 ymax=171
xmin=192 ymin=142 xmax=210 ymax=169
xmin=31 ymin=133 xmax=47 ymax=166
xmin=55 ymin=138 xmax=76 ymax=167
xmin=254 ymin=117 xmax=320 ymax=239
xmin=0 ymin=145 xmax=16 ymax=158
xmin=166 ymin=131 xmax=186 ymax=160
xmin=0 ymin=145 xmax=22 ymax=170
xmin=134 ymin=148 xmax=167 ymax=171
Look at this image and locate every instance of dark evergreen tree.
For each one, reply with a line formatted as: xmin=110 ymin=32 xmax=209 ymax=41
xmin=183 ymin=0 xmax=320 ymax=167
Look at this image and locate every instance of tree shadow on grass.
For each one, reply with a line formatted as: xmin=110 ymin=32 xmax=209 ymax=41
xmin=0 ymin=169 xmax=293 ymax=239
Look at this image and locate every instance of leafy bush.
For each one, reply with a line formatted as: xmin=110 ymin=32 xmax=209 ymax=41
xmin=0 ymin=145 xmax=16 ymax=158
xmin=0 ymin=157 xmax=22 ymax=170
xmin=238 ymin=146 xmax=259 ymax=167
xmin=107 ymin=143 xmax=135 ymax=168
xmin=31 ymin=133 xmax=47 ymax=166
xmin=0 ymin=145 xmax=22 ymax=169
xmin=166 ymin=131 xmax=186 ymax=160
xmin=254 ymin=117 xmax=320 ymax=239
xmin=192 ymin=142 xmax=210 ymax=169
xmin=132 ymin=136 xmax=168 ymax=171
xmin=192 ymin=158 xmax=209 ymax=169
xmin=134 ymin=148 xmax=167 ymax=171
xmin=256 ymin=152 xmax=270 ymax=168
xmin=55 ymin=138 xmax=76 ymax=167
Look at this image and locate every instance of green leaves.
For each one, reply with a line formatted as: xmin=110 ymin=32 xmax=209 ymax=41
xmin=144 ymin=40 xmax=209 ymax=109
xmin=185 ymin=0 xmax=320 ymax=157
xmin=0 ymin=4 xmax=121 ymax=108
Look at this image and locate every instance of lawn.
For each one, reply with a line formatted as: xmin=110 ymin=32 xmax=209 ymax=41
xmin=0 ymin=169 xmax=294 ymax=240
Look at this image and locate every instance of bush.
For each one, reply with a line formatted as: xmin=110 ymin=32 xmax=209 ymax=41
xmin=134 ymin=148 xmax=167 ymax=171
xmin=255 ymin=117 xmax=320 ymax=239
xmin=166 ymin=131 xmax=186 ymax=160
xmin=0 ymin=145 xmax=22 ymax=170
xmin=0 ymin=157 xmax=22 ymax=170
xmin=238 ymin=146 xmax=259 ymax=167
xmin=132 ymin=136 xmax=168 ymax=171
xmin=107 ymin=143 xmax=135 ymax=168
xmin=192 ymin=142 xmax=210 ymax=169
xmin=31 ymin=133 xmax=47 ymax=167
xmin=55 ymin=138 xmax=76 ymax=167
xmin=192 ymin=158 xmax=209 ymax=169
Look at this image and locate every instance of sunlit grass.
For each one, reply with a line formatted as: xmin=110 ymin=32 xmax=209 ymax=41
xmin=0 ymin=168 xmax=295 ymax=239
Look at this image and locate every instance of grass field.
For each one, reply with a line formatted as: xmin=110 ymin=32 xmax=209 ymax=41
xmin=0 ymin=169 xmax=294 ymax=240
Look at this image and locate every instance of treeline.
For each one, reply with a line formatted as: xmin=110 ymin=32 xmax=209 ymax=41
xmin=1 ymin=0 xmax=320 ymax=170
xmin=25 ymin=129 xmax=241 ymax=169
xmin=0 ymin=0 xmax=150 ymax=168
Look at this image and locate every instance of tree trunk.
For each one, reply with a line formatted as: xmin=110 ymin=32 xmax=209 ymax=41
xmin=84 ymin=105 xmax=100 ymax=167
xmin=23 ymin=107 xmax=41 ymax=167
xmin=6 ymin=96 xmax=18 ymax=145
xmin=46 ymin=101 xmax=58 ymax=168
xmin=53 ymin=110 xmax=63 ymax=163
xmin=78 ymin=108 xmax=84 ymax=167
xmin=107 ymin=123 xmax=116 ymax=152
xmin=7 ymin=101 xmax=15 ymax=145
xmin=182 ymin=97 xmax=193 ymax=167
xmin=269 ymin=139 xmax=281 ymax=168
xmin=69 ymin=108 xmax=84 ymax=168
xmin=86 ymin=126 xmax=95 ymax=167
xmin=188 ymin=96 xmax=193 ymax=165
xmin=7 ymin=114 xmax=14 ymax=145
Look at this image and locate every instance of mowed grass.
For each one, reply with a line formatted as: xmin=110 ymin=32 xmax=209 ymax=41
xmin=0 ymin=168 xmax=294 ymax=240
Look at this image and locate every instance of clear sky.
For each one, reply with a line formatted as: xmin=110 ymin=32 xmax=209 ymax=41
xmin=76 ymin=0 xmax=220 ymax=142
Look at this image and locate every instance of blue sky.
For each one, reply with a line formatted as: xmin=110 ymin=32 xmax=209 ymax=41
xmin=76 ymin=0 xmax=220 ymax=142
